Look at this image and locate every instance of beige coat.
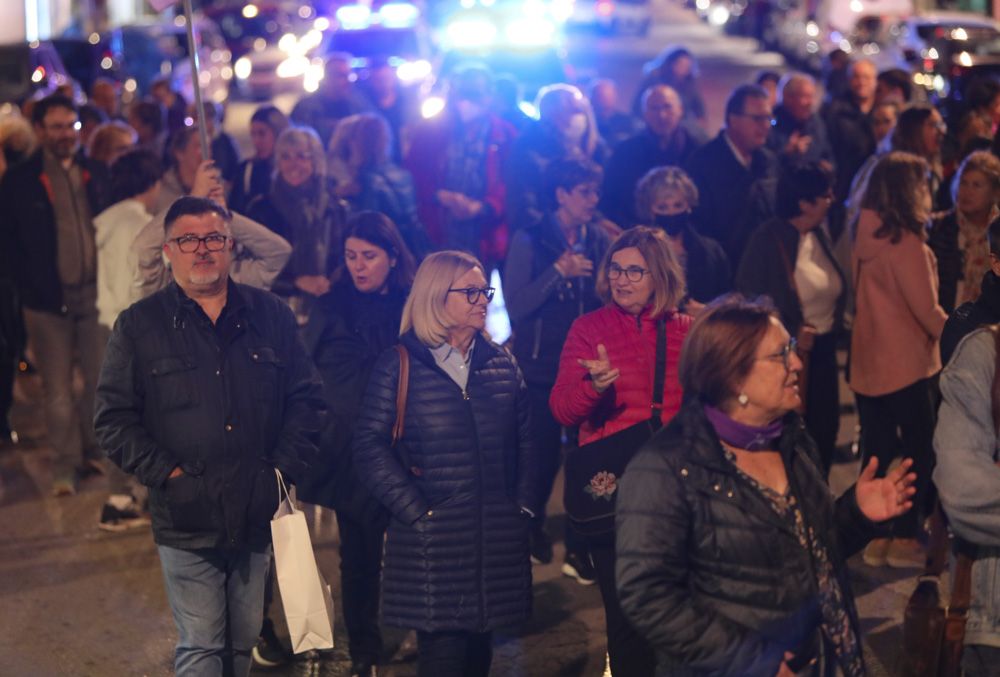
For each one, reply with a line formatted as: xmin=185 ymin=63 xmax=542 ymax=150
xmin=849 ymin=209 xmax=947 ymax=396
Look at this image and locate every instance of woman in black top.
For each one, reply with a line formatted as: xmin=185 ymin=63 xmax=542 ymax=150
xmin=300 ymin=211 xmax=416 ymax=677
xmin=229 ymin=106 xmax=288 ymax=214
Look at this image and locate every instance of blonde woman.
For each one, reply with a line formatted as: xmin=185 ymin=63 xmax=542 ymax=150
xmin=247 ymin=126 xmax=346 ymax=304
xmin=353 ymin=251 xmax=538 ymax=677
xmin=86 ymin=120 xmax=136 ymax=167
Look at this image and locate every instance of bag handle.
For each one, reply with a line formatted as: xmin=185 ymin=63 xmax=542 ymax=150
xmin=650 ymin=318 xmax=667 ymax=421
xmin=392 ymin=344 xmax=409 ymax=446
xmin=274 ymin=468 xmax=295 ymax=512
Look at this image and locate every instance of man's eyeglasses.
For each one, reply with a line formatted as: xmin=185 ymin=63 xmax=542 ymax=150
xmin=608 ymin=264 xmax=648 ymax=282
xmin=757 ymin=338 xmax=798 ymax=371
xmin=169 ymin=234 xmax=230 ymax=254
xmin=735 ymin=112 xmax=775 ymax=125
xmin=448 ymin=287 xmax=496 ymax=304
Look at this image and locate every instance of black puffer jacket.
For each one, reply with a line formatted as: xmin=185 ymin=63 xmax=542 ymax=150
xmin=353 ymin=331 xmax=539 ymax=632
xmin=298 ymin=277 xmax=406 ymax=522
xmin=616 ymin=402 xmax=879 ymax=676
xmin=94 ymin=282 xmax=326 ymax=551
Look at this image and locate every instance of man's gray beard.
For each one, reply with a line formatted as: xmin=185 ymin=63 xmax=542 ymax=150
xmin=188 ymin=270 xmax=222 ymax=286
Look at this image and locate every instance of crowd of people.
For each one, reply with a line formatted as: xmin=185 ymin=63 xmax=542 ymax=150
xmin=2 ymin=28 xmax=1000 ymax=677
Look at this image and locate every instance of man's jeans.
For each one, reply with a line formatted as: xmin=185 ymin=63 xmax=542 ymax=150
xmin=22 ymin=284 xmax=107 ymax=483
xmin=157 ymin=545 xmax=271 ymax=677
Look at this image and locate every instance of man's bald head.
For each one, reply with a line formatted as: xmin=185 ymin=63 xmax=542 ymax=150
xmin=642 ymin=85 xmax=683 ymax=139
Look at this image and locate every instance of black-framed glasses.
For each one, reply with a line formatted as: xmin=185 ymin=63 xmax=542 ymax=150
xmin=734 ymin=112 xmax=775 ymax=125
xmin=448 ymin=286 xmax=495 ymax=304
xmin=169 ymin=234 xmax=230 ymax=254
xmin=607 ymin=264 xmax=648 ymax=282
xmin=757 ymin=337 xmax=798 ymax=371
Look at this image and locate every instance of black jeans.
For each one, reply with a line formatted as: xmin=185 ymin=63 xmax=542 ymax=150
xmin=527 ymin=382 xmax=584 ymax=556
xmin=804 ymin=332 xmax=840 ymax=476
xmin=336 ymin=510 xmax=385 ymax=666
xmin=855 ymin=376 xmax=937 ymax=537
xmin=416 ymin=630 xmax=492 ymax=677
xmin=589 ymin=539 xmax=657 ymax=677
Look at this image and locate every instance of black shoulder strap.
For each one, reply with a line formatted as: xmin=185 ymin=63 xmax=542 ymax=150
xmin=650 ymin=318 xmax=667 ymax=422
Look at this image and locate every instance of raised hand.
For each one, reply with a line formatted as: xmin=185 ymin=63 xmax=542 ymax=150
xmin=577 ymin=343 xmax=620 ymax=394
xmin=554 ymin=251 xmax=594 ymax=278
xmin=855 ymin=457 xmax=917 ymax=523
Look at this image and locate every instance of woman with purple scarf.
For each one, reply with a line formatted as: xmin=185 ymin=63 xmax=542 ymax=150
xmin=615 ymin=296 xmax=917 ymax=676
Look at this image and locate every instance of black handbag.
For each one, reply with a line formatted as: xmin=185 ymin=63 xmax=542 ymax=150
xmin=564 ymin=318 xmax=667 ymax=538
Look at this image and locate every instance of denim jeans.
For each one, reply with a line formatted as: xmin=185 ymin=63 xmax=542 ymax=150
xmin=22 ymin=284 xmax=107 ymax=483
xmin=157 ymin=545 xmax=271 ymax=677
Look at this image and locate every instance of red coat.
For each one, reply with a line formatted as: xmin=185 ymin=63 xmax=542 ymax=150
xmin=550 ymin=303 xmax=691 ymax=446
xmin=405 ymin=111 xmax=516 ymax=265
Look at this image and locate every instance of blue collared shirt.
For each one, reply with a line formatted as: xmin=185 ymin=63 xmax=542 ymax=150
xmin=429 ymin=339 xmax=474 ymax=391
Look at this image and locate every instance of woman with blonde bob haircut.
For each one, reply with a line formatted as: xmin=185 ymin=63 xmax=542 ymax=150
xmin=550 ymin=226 xmax=692 ymax=676
xmin=353 ymin=250 xmax=539 ymax=677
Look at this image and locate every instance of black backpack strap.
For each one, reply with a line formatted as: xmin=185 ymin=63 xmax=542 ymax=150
xmin=650 ymin=317 xmax=667 ymax=422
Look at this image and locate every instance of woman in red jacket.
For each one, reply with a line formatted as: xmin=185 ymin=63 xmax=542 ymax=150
xmin=550 ymin=226 xmax=690 ymax=677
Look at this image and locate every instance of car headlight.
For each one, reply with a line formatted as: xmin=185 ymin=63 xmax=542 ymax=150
xmin=506 ymin=17 xmax=555 ymax=46
xmin=277 ymin=55 xmax=309 ymax=78
xmin=397 ymin=59 xmax=432 ymax=83
xmin=708 ymin=4 xmax=730 ymax=26
xmin=235 ymin=57 xmax=252 ymax=80
xmin=446 ymin=18 xmax=497 ymax=49
xmin=421 ymin=96 xmax=446 ymax=119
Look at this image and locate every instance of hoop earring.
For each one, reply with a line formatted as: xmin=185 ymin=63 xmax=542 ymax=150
xmin=737 ymin=393 xmax=749 ymax=407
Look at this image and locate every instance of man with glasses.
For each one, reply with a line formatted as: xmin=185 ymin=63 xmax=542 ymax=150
xmin=94 ymin=196 xmax=325 ymax=677
xmin=684 ymin=84 xmax=778 ymax=268
xmin=0 ymin=94 xmax=113 ymax=495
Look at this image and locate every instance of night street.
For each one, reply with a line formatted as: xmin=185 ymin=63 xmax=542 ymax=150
xmin=1 ymin=3 xmax=929 ymax=676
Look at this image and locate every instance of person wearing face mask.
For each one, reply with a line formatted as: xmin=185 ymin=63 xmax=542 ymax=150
xmin=406 ymin=65 xmax=516 ymax=270
xmin=504 ymin=158 xmax=611 ymax=581
xmin=736 ymin=162 xmax=847 ymax=475
xmin=354 ymin=250 xmax=540 ymax=677
xmin=550 ymin=227 xmax=691 ymax=677
xmin=229 ymin=106 xmax=289 ymax=215
xmin=506 ymin=84 xmax=610 ymax=232
xmin=300 ymin=211 xmax=417 ymax=677
xmin=600 ymin=85 xmax=703 ymax=229
xmin=635 ymin=166 xmax=730 ymax=311
xmin=247 ymin=127 xmax=347 ymax=319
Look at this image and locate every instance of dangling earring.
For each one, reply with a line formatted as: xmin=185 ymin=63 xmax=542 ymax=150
xmin=738 ymin=393 xmax=749 ymax=407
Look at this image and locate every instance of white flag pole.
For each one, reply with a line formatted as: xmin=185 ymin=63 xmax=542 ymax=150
xmin=182 ymin=0 xmax=211 ymax=163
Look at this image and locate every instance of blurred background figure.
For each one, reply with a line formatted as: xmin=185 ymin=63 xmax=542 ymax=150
xmin=90 ymin=78 xmax=121 ymax=121
xmin=329 ymin=113 xmax=428 ymax=260
xmin=78 ymin=104 xmax=108 ymax=150
xmin=359 ymin=58 xmax=418 ymax=163
xmin=767 ymin=72 xmax=833 ymax=169
xmin=492 ymin=75 xmax=533 ymax=132
xmin=192 ymin=101 xmax=241 ymax=189
xmin=507 ymin=83 xmax=607 ymax=233
xmin=229 ymin=105 xmax=289 ymax=215
xmin=149 ymin=76 xmax=187 ymax=136
xmin=292 ymin=52 xmax=371 ymax=147
xmin=755 ymin=70 xmax=781 ymax=110
xmin=406 ymin=64 xmax=515 ymax=270
xmin=871 ymin=101 xmax=899 ymax=148
xmin=633 ymin=46 xmax=706 ymax=130
xmin=86 ymin=120 xmax=136 ymax=169
xmin=126 ymin=99 xmax=167 ymax=159
xmin=588 ymin=78 xmax=640 ymax=150
xmin=875 ymin=68 xmax=913 ymax=107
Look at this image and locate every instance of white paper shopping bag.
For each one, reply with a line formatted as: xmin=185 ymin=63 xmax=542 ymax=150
xmin=271 ymin=470 xmax=336 ymax=653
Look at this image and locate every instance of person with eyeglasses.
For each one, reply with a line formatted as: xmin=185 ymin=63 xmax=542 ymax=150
xmin=94 ymin=196 xmax=326 ymax=677
xmin=550 ymin=226 xmax=691 ymax=677
xmin=247 ymin=126 xmax=347 ymax=321
xmin=684 ymin=84 xmax=778 ymax=267
xmin=504 ymin=157 xmax=612 ymax=582
xmin=616 ymin=296 xmax=916 ymax=677
xmin=852 ymin=152 xmax=948 ymax=570
xmin=353 ymin=250 xmax=539 ymax=677
xmin=737 ymin=162 xmax=846 ymax=477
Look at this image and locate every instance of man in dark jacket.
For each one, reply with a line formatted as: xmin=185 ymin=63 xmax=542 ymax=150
xmin=94 ymin=197 xmax=325 ymax=677
xmin=0 ymin=94 xmax=111 ymax=495
xmin=941 ymin=219 xmax=1000 ymax=365
xmin=684 ymin=84 xmax=778 ymax=266
xmin=291 ymin=53 xmax=371 ymax=147
xmin=600 ymin=84 xmax=702 ymax=228
xmin=767 ymin=72 xmax=834 ymax=170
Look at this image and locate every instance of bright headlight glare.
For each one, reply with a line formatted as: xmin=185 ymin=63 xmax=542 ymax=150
xmin=234 ymin=56 xmax=252 ymax=79
xmin=397 ymin=59 xmax=432 ymax=83
xmin=421 ymin=96 xmax=446 ymax=119
xmin=446 ymin=18 xmax=497 ymax=48
xmin=505 ymin=18 xmax=555 ymax=46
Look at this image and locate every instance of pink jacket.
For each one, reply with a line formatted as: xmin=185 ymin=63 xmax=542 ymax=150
xmin=849 ymin=209 xmax=947 ymax=396
xmin=550 ymin=303 xmax=691 ymax=446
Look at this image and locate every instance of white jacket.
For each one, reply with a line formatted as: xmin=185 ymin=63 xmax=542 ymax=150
xmin=95 ymin=198 xmax=149 ymax=329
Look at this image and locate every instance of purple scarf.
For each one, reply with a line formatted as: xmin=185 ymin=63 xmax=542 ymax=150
xmin=703 ymin=405 xmax=783 ymax=452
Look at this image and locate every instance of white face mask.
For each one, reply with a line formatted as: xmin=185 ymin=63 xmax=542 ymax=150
xmin=455 ymin=100 xmax=484 ymax=123
xmin=563 ymin=112 xmax=588 ymax=142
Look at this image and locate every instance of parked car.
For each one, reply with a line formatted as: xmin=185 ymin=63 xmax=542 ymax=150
xmin=566 ymin=0 xmax=652 ymax=35
xmin=0 ymin=41 xmax=71 ymax=105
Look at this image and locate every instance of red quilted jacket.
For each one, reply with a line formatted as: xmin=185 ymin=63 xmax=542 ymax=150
xmin=550 ymin=303 xmax=691 ymax=446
